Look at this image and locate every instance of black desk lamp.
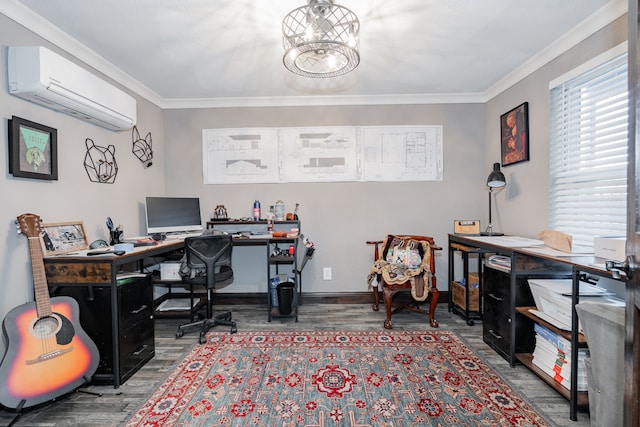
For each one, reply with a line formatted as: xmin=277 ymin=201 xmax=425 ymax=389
xmin=481 ymin=162 xmax=507 ymax=236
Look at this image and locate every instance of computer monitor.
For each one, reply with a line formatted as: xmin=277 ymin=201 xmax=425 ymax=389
xmin=144 ymin=196 xmax=203 ymax=235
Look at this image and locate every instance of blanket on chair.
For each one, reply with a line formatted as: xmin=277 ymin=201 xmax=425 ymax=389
xmin=366 ymin=235 xmax=432 ymax=301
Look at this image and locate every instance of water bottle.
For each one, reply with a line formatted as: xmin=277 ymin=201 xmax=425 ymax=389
xmin=275 ymin=200 xmax=285 ymax=221
xmin=253 ymin=200 xmax=261 ymax=221
xmin=267 ymin=205 xmax=275 ymax=231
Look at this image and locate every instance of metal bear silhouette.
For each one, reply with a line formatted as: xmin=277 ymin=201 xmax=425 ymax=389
xmin=131 ymin=126 xmax=153 ymax=167
xmin=83 ymin=138 xmax=118 ymax=183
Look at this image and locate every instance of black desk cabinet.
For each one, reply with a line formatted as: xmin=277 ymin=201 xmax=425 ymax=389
xmin=482 ymin=256 xmax=572 ymax=364
xmin=49 ymin=275 xmax=155 ymax=386
xmin=483 ymin=266 xmax=537 ymax=361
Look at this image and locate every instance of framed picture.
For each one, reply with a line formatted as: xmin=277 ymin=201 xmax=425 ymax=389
xmin=40 ymin=221 xmax=88 ymax=255
xmin=8 ymin=116 xmax=58 ymax=180
xmin=500 ymin=102 xmax=529 ymax=167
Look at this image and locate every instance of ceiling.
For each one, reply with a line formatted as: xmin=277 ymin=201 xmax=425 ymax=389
xmin=2 ymin=0 xmax=625 ymax=108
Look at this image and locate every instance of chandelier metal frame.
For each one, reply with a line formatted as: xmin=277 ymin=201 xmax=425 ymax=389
xmin=282 ymin=0 xmax=360 ymax=78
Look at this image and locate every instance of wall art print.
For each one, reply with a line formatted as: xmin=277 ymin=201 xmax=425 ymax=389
xmin=500 ymin=102 xmax=529 ymax=167
xmin=8 ymin=116 xmax=58 ymax=180
xmin=132 ymin=125 xmax=153 ymax=167
xmin=83 ymin=138 xmax=118 ymax=183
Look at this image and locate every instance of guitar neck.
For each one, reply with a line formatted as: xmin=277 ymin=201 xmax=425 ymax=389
xmin=28 ymin=236 xmax=52 ymax=318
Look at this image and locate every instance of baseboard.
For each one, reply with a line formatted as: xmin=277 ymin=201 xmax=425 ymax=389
xmin=215 ymin=291 xmax=449 ymax=305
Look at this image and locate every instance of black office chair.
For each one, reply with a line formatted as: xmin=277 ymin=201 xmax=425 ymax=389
xmin=175 ymin=234 xmax=237 ymax=343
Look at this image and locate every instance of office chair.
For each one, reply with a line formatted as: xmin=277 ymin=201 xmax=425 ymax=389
xmin=367 ymin=235 xmax=441 ymax=329
xmin=176 ymin=234 xmax=237 ymax=343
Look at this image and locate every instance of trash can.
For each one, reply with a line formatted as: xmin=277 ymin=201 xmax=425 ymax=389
xmin=575 ymin=300 xmax=625 ymax=427
xmin=277 ymin=282 xmax=296 ymax=315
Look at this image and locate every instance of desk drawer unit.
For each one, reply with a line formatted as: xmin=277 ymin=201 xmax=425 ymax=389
xmin=49 ymin=275 xmax=155 ymax=386
xmin=483 ymin=266 xmax=536 ymax=362
xmin=483 ymin=264 xmax=572 ymax=363
xmin=120 ymin=318 xmax=155 ymax=382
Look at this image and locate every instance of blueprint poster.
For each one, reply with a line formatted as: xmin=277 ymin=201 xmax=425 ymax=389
xmin=361 ymin=126 xmax=443 ymax=181
xmin=202 ymin=128 xmax=280 ymax=184
xmin=202 ymin=125 xmax=443 ymax=183
xmin=281 ymin=126 xmax=359 ymax=182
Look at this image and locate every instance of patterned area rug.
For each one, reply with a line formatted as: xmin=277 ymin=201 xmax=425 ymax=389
xmin=125 ymin=330 xmax=550 ymax=426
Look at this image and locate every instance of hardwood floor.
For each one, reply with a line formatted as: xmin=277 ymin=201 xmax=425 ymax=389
xmin=0 ymin=303 xmax=590 ymax=426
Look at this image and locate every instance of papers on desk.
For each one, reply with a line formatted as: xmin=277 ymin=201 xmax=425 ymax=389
xmin=470 ymin=235 xmax=544 ymax=247
xmin=522 ymin=245 xmax=594 ymax=257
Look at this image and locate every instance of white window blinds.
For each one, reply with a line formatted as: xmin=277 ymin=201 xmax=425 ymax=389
xmin=549 ymin=52 xmax=628 ymax=249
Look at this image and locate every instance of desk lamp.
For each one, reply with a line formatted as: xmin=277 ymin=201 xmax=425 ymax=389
xmin=481 ymin=162 xmax=507 ymax=236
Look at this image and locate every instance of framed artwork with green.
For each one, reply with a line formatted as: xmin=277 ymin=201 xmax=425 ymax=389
xmin=8 ymin=116 xmax=58 ymax=180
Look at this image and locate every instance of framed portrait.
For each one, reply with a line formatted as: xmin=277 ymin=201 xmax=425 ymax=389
xmin=40 ymin=221 xmax=88 ymax=255
xmin=8 ymin=116 xmax=58 ymax=180
xmin=500 ymin=102 xmax=529 ymax=167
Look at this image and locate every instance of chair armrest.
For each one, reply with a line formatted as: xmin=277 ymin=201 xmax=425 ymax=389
xmin=366 ymin=240 xmax=384 ymax=261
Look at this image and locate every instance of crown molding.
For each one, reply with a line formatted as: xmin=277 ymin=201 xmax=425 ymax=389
xmin=483 ymin=0 xmax=627 ymax=101
xmin=2 ymin=0 xmax=628 ymax=109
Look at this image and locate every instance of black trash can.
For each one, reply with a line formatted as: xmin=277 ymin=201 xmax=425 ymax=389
xmin=277 ymin=282 xmax=296 ymax=315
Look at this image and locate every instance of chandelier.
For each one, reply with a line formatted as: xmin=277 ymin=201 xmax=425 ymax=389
xmin=282 ymin=0 xmax=360 ymax=78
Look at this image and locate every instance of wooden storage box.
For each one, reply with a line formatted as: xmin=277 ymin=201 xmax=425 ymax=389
xmin=452 ymin=272 xmax=480 ymax=311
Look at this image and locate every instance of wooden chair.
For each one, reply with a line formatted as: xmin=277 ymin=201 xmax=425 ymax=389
xmin=367 ymin=235 xmax=441 ymax=329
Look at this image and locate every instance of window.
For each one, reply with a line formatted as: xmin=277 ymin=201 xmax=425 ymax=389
xmin=549 ymin=47 xmax=628 ymax=249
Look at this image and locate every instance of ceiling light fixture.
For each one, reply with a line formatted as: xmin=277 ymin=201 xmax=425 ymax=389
xmin=282 ymin=0 xmax=360 ymax=78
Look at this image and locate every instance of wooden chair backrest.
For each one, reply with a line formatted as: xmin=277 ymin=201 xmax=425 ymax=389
xmin=367 ymin=235 xmax=441 ymax=275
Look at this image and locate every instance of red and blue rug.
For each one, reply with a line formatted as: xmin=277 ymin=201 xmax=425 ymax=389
xmin=125 ymin=330 xmax=550 ymax=426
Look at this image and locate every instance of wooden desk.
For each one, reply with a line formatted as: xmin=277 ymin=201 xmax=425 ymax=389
xmin=44 ymin=241 xmax=184 ymax=388
xmin=43 ymin=229 xmax=311 ymax=387
xmin=448 ymin=234 xmax=623 ymax=421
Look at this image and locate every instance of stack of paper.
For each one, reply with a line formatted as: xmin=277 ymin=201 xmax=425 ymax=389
xmin=532 ymin=324 xmax=588 ymax=391
xmin=528 ymin=278 xmax=616 ymax=332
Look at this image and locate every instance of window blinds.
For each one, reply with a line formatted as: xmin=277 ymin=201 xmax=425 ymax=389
xmin=549 ymin=52 xmax=628 ymax=249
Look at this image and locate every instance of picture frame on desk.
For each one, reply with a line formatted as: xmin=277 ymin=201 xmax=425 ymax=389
xmin=40 ymin=221 xmax=89 ymax=255
xmin=8 ymin=116 xmax=58 ymax=180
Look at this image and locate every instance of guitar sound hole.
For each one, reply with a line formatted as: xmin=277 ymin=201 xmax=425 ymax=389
xmin=30 ymin=314 xmax=62 ymax=339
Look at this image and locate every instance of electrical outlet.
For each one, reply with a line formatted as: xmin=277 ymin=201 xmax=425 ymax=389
xmin=323 ymin=267 xmax=332 ymax=280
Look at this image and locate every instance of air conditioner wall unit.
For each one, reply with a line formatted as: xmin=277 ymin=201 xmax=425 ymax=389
xmin=7 ymin=46 xmax=137 ymax=131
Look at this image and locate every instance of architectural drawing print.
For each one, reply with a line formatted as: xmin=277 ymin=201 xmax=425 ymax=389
xmin=282 ymin=127 xmax=358 ymax=182
xmin=203 ymin=128 xmax=279 ymax=184
xmin=361 ymin=126 xmax=443 ymax=181
xmin=203 ymin=125 xmax=443 ymax=184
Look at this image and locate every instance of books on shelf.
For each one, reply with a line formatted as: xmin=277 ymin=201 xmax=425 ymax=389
xmin=531 ymin=324 xmax=589 ymax=391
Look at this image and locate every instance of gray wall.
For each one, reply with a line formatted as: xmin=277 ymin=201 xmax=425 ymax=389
xmin=162 ymin=105 xmax=485 ymax=294
xmin=0 ymin=15 xmax=166 ymax=356
xmin=486 ymin=16 xmax=627 ymax=238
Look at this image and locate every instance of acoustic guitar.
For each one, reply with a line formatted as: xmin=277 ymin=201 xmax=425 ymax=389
xmin=0 ymin=213 xmax=99 ymax=410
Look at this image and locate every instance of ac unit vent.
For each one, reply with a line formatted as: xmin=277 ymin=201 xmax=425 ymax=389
xmin=8 ymin=46 xmax=137 ymax=131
